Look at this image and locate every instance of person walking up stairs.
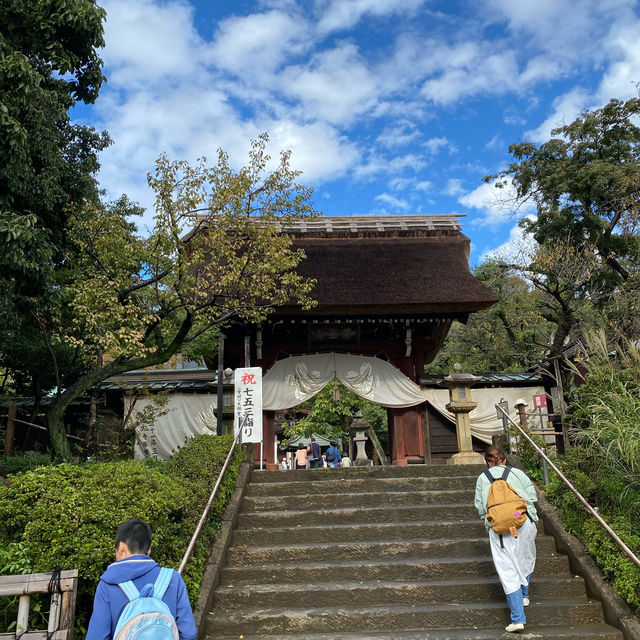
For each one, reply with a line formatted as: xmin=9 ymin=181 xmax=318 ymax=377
xmin=204 ymin=464 xmax=622 ymax=640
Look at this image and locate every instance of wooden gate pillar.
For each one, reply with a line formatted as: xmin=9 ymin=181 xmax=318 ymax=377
xmin=255 ymin=411 xmax=279 ymax=470
xmin=390 ymin=409 xmax=407 ymax=466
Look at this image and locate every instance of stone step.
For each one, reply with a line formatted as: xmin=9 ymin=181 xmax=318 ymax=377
xmin=236 ymin=503 xmax=479 ymax=528
xmin=245 ymin=475 xmax=479 ymax=497
xmin=225 ymin=536 xmax=559 ymax=566
xmin=206 ymin=624 xmax=622 ymax=640
xmin=232 ymin=520 xmax=491 ymax=545
xmin=219 ymin=554 xmax=572 ymax=586
xmin=212 ymin=576 xmax=588 ymax=611
xmin=206 ymin=600 xmax=606 ymax=637
xmin=242 ymin=489 xmax=472 ymax=512
xmin=250 ymin=465 xmax=486 ymax=483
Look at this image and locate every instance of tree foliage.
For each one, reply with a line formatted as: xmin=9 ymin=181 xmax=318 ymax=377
xmin=427 ymin=261 xmax=552 ymax=374
xmin=437 ymin=97 xmax=640 ymax=380
xmin=486 ymin=98 xmax=640 ymax=352
xmin=0 ymin=0 xmax=109 ymax=293
xmin=284 ymin=382 xmax=388 ymax=446
xmin=488 ymin=97 xmax=640 ymax=284
xmin=567 ymin=332 xmax=640 ymax=478
xmin=40 ymin=135 xmax=319 ymax=458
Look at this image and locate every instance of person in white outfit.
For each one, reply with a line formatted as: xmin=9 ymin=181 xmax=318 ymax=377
xmin=474 ymin=445 xmax=538 ymax=633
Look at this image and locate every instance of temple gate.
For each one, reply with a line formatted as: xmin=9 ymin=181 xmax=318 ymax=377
xmin=220 ymin=215 xmax=497 ymax=469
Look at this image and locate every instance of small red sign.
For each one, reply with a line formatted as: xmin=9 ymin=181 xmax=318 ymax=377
xmin=533 ymin=394 xmax=547 ymax=408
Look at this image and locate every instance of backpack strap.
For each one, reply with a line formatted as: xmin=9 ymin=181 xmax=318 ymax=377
xmin=118 ymin=580 xmax=140 ymax=602
xmin=152 ymin=567 xmax=174 ymax=600
xmin=502 ymin=465 xmax=512 ymax=481
xmin=483 ymin=469 xmax=495 ymax=483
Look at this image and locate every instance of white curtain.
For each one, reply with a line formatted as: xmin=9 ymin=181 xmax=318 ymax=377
xmin=262 ymin=353 xmax=545 ymax=444
xmin=127 ymin=393 xmax=218 ymax=460
xmin=420 ymin=386 xmax=545 ymax=444
xmin=262 ymin=353 xmax=428 ymax=409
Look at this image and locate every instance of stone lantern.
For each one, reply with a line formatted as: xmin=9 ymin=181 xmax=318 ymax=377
xmin=349 ymin=412 xmax=373 ymax=467
xmin=441 ymin=363 xmax=485 ymax=465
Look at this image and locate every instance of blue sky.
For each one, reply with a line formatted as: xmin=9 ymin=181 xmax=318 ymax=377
xmin=75 ymin=0 xmax=640 ymax=265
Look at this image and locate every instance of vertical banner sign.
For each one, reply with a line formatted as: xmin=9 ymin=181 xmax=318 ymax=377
xmin=533 ymin=394 xmax=547 ymax=408
xmin=234 ymin=367 xmax=263 ymax=444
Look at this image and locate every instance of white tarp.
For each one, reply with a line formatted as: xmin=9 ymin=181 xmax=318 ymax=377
xmin=420 ymin=386 xmax=545 ymax=444
xmin=128 ymin=393 xmax=218 ymax=459
xmin=262 ymin=353 xmax=429 ymax=409
xmin=262 ymin=353 xmax=545 ymax=444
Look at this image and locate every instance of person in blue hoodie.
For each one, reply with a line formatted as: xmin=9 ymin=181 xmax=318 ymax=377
xmin=325 ymin=441 xmax=342 ymax=468
xmin=86 ymin=518 xmax=197 ymax=640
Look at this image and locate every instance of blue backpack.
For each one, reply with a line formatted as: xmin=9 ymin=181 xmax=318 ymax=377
xmin=114 ymin=567 xmax=179 ymax=640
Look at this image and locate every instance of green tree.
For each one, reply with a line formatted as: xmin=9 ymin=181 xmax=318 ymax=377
xmin=427 ymin=261 xmax=551 ymax=374
xmin=285 ymin=382 xmax=388 ymax=447
xmin=0 ymin=0 xmax=109 ymax=294
xmin=489 ymin=98 xmax=640 ymax=280
xmin=40 ymin=135 xmax=319 ymax=458
xmin=487 ymin=98 xmax=640 ymax=344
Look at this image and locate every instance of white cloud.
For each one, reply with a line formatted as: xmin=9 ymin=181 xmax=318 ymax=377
xmin=485 ymin=0 xmax=610 ymax=63
xmin=376 ymin=121 xmax=420 ymax=148
xmin=444 ymin=178 xmax=464 ymax=197
xmin=101 ymin=0 xmax=204 ymax=84
xmin=414 ymin=180 xmax=432 ymax=193
xmin=485 ymin=134 xmax=503 ymax=151
xmin=316 ymin=0 xmax=427 ymax=34
xmin=374 ymin=192 xmax=411 ymax=211
xmin=525 ymin=87 xmax=591 ymax=143
xmin=597 ymin=14 xmax=640 ymax=102
xmin=424 ymin=137 xmax=449 ymax=154
xmin=264 ymin=120 xmax=361 ymax=181
xmin=460 ymin=179 xmax=536 ymax=227
xmin=208 ymin=9 xmax=310 ymax=78
xmin=480 ymin=219 xmax=537 ymax=263
xmin=354 ymin=152 xmax=428 ymax=180
xmin=280 ymin=43 xmax=380 ymax=126
xmin=420 ymin=44 xmax=520 ymax=105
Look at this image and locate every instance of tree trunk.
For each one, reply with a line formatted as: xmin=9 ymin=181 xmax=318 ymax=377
xmin=45 ymin=315 xmax=193 ymax=459
xmin=46 ymin=403 xmax=73 ymax=460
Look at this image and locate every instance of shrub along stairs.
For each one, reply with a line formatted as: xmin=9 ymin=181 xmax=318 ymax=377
xmin=204 ymin=464 xmax=622 ymax=640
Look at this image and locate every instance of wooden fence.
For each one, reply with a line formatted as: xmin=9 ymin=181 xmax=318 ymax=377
xmin=0 ymin=570 xmax=78 ymax=640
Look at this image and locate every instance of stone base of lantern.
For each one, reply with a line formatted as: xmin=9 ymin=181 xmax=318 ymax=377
xmin=447 ymin=451 xmax=485 ymax=465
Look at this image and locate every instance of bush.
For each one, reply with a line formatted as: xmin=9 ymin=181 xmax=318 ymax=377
xmin=0 ymin=433 xmax=241 ymax=637
xmin=583 ymin=515 xmax=640 ymax=609
xmin=0 ymin=452 xmax=52 ymax=477
xmin=542 ymin=444 xmax=640 ymax=612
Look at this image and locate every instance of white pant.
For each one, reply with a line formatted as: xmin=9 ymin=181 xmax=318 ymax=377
xmin=489 ymin=516 xmax=537 ymax=594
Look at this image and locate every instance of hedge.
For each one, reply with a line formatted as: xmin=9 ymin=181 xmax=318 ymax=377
xmin=519 ymin=444 xmax=640 ymax=611
xmin=0 ymin=452 xmax=52 ymax=477
xmin=0 ymin=433 xmax=242 ymax=637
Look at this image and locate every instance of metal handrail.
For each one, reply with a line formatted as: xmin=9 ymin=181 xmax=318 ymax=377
xmin=178 ymin=429 xmax=242 ymax=574
xmin=496 ymin=404 xmax=640 ymax=569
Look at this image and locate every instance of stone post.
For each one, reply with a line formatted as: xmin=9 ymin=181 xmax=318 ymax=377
xmin=441 ymin=363 xmax=484 ymax=465
xmin=349 ymin=412 xmax=373 ymax=467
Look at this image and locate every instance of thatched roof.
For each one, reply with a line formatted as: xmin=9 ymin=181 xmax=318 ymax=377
xmin=276 ymin=215 xmax=497 ymax=317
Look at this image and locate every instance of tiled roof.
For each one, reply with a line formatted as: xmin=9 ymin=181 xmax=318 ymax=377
xmin=420 ymin=372 xmax=543 ymax=386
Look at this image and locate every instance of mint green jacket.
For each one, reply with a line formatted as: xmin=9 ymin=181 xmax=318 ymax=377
xmin=474 ymin=465 xmax=539 ymax=532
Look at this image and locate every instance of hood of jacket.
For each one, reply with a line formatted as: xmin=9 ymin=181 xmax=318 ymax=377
xmin=100 ymin=555 xmax=158 ymax=585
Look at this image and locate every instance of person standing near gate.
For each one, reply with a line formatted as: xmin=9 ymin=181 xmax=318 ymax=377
xmin=308 ymin=437 xmax=323 ymax=469
xmin=325 ymin=441 xmax=342 ymax=468
xmin=474 ymin=446 xmax=538 ymax=633
xmin=295 ymin=443 xmax=308 ymax=469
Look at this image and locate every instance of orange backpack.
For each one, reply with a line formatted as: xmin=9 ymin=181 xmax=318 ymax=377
xmin=484 ymin=466 xmax=528 ymax=535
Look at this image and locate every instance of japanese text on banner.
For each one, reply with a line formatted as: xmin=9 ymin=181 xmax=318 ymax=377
xmin=234 ymin=367 xmax=263 ymax=443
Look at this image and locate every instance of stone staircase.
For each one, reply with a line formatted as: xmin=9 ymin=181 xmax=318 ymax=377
xmin=204 ymin=465 xmax=622 ymax=640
